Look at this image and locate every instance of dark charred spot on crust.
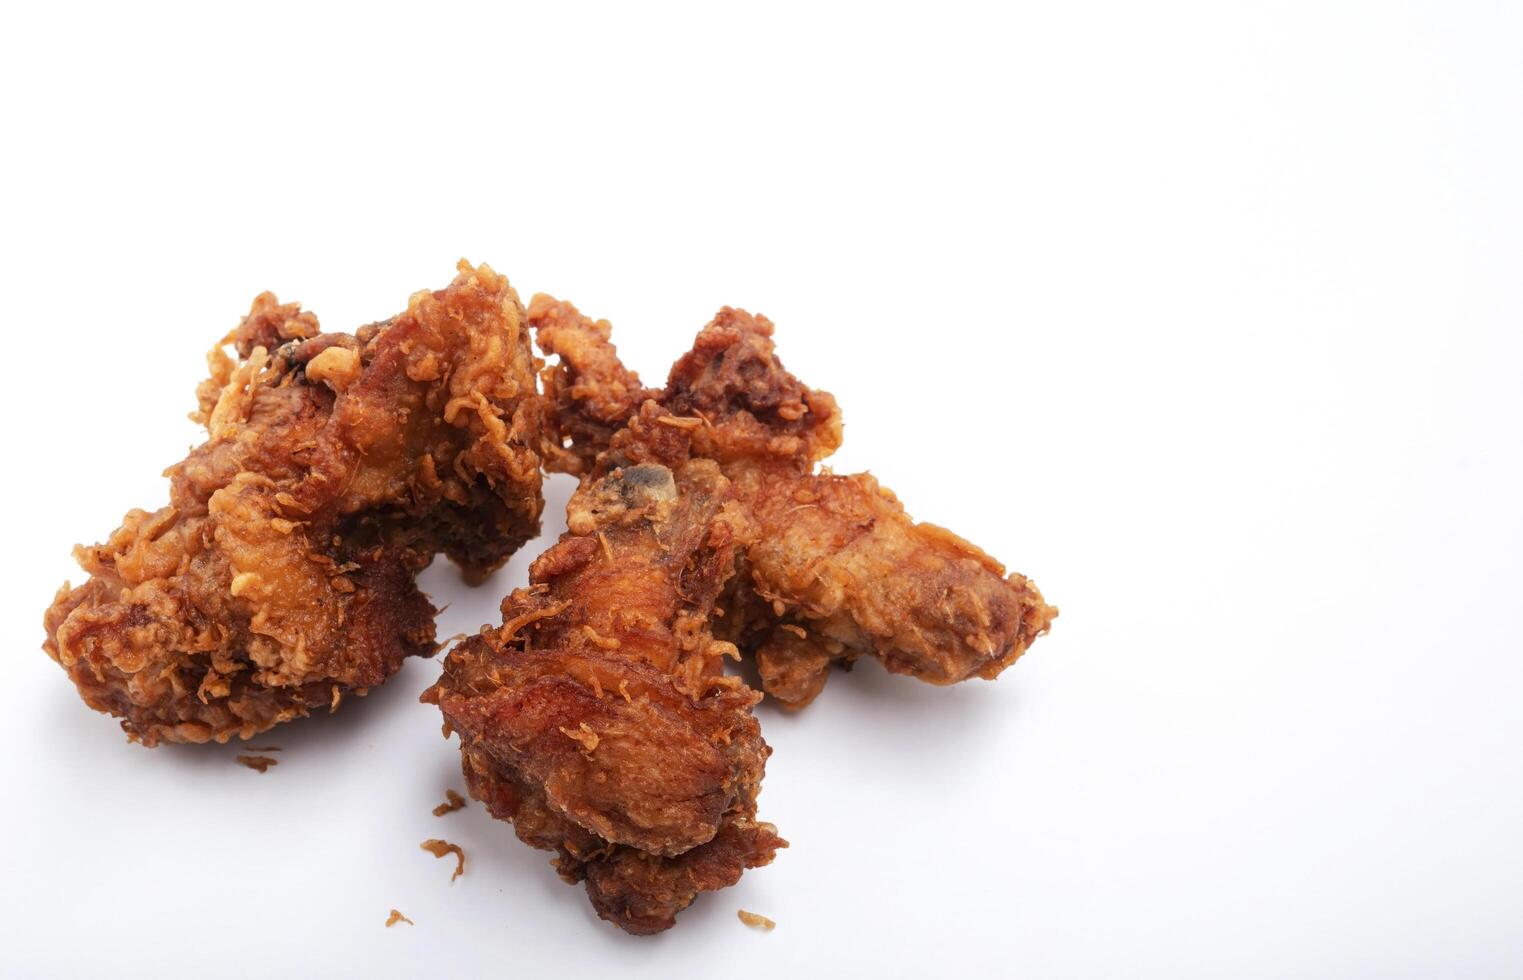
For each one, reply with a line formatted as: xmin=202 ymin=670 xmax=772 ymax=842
xmin=732 ymin=353 xmax=784 ymax=409
xmin=614 ymin=464 xmax=678 ymax=508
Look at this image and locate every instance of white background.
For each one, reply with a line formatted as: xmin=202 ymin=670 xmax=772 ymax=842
xmin=1 ymin=2 xmax=1519 ymax=977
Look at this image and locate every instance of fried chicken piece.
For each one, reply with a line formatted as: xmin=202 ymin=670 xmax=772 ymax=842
xmin=530 ymin=297 xmax=1055 ymax=708
xmin=423 ymin=422 xmax=782 ymax=934
xmin=43 ymin=261 xmax=543 ymax=745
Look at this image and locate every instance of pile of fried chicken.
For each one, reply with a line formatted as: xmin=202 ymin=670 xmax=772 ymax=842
xmin=42 ymin=262 xmax=1055 ymax=934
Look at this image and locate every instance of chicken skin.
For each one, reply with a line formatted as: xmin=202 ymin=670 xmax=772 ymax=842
xmin=530 ymin=296 xmax=1055 ymax=708
xmin=423 ymin=406 xmax=782 ymax=934
xmin=43 ymin=262 xmax=543 ymax=745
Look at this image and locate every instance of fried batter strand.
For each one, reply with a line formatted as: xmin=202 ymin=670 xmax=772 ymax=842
xmin=43 ymin=262 xmax=543 ymax=745
xmin=432 ymin=788 xmax=467 ymax=816
xmin=530 ymin=297 xmax=1055 ymax=708
xmin=420 ymin=839 xmax=466 ymax=881
xmin=423 ymin=432 xmax=782 ymax=934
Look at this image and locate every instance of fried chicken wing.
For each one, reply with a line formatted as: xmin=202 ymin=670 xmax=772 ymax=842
xmin=423 ymin=412 xmax=782 ymax=933
xmin=43 ymin=262 xmax=543 ymax=745
xmin=529 ymin=296 xmax=1055 ymax=708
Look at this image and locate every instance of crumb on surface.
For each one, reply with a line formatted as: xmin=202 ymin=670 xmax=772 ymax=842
xmin=421 ymin=839 xmax=465 ymax=881
xmin=305 ymin=345 xmax=361 ymax=391
xmin=385 ymin=909 xmax=413 ymax=928
xmin=433 ymin=789 xmax=467 ymax=816
xmin=737 ymin=910 xmax=776 ymax=931
xmin=244 ymin=745 xmax=282 ymax=752
xmin=558 ymin=722 xmax=599 ymax=751
xmin=236 ymin=754 xmax=278 ymax=773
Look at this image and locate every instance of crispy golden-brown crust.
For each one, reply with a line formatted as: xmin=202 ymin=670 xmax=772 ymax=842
xmin=424 ymin=425 xmax=782 ymax=933
xmin=722 ymin=474 xmax=1057 ymax=704
xmin=43 ymin=262 xmax=543 ymax=745
xmin=529 ymin=297 xmax=1055 ymax=708
xmin=530 ymin=294 xmax=658 ymax=476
